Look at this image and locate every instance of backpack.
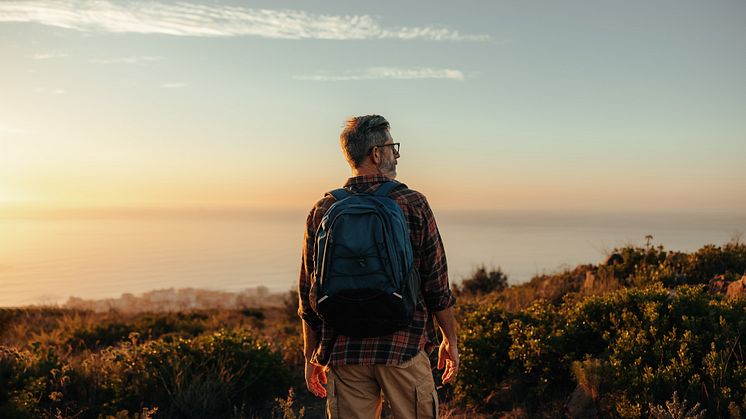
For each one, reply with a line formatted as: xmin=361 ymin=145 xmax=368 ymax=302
xmin=310 ymin=181 xmax=420 ymax=338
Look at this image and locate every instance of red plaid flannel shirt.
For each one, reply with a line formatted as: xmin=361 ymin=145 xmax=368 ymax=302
xmin=298 ymin=175 xmax=455 ymax=366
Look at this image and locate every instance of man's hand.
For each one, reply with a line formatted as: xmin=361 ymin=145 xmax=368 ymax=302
xmin=434 ymin=306 xmax=459 ymax=385
xmin=305 ymin=361 xmax=327 ymax=398
xmin=437 ymin=337 xmax=459 ymax=385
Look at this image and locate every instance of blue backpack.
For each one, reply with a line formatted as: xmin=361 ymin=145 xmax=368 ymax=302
xmin=310 ymin=181 xmax=420 ymax=338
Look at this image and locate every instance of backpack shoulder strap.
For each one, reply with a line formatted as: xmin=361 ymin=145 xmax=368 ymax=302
xmin=373 ymin=181 xmax=404 ymax=197
xmin=327 ymin=188 xmax=352 ymax=201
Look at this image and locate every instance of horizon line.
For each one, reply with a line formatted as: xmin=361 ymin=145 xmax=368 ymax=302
xmin=1 ymin=203 xmax=743 ymax=219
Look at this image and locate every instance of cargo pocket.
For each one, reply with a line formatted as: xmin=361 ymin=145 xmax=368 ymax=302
xmin=326 ymin=373 xmax=339 ymax=418
xmin=415 ymin=382 xmax=438 ymax=419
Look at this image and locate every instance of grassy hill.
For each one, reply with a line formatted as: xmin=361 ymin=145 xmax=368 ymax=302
xmin=1 ymin=240 xmax=745 ymax=418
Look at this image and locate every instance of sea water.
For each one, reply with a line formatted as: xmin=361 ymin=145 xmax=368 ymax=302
xmin=0 ymin=209 xmax=743 ymax=306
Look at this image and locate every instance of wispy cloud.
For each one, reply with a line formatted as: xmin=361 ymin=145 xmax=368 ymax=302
xmin=160 ymin=82 xmax=188 ymax=89
xmin=31 ymin=52 xmax=67 ymax=60
xmin=295 ymin=67 xmax=466 ymax=81
xmin=32 ymin=87 xmax=67 ymax=94
xmin=0 ymin=1 xmax=488 ymax=41
xmin=88 ymin=55 xmax=163 ymax=64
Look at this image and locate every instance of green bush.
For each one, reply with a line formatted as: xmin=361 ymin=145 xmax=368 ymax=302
xmin=606 ymin=242 xmax=746 ymax=288
xmin=102 ymin=330 xmax=293 ymax=418
xmin=69 ymin=321 xmax=133 ymax=348
xmin=570 ymin=285 xmax=746 ymax=416
xmin=0 ymin=347 xmax=28 ymax=418
xmin=0 ymin=343 xmax=79 ymax=418
xmin=685 ymin=242 xmax=746 ymax=284
xmin=0 ymin=330 xmax=293 ymax=418
xmin=455 ymin=303 xmax=512 ymax=406
xmin=508 ymin=302 xmax=573 ymax=397
xmin=454 ymin=265 xmax=508 ymax=297
xmin=457 ymin=285 xmax=746 ymax=417
xmin=65 ymin=312 xmax=211 ymax=350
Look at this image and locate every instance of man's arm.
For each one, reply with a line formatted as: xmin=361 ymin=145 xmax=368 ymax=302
xmin=302 ymin=320 xmax=318 ymax=362
xmin=434 ymin=306 xmax=459 ymax=384
xmin=298 ymin=205 xmax=327 ymax=398
xmin=414 ymin=195 xmax=459 ymax=383
xmin=302 ymin=321 xmax=327 ymax=397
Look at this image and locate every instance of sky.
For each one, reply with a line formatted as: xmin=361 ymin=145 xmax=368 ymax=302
xmin=1 ymin=0 xmax=745 ymax=213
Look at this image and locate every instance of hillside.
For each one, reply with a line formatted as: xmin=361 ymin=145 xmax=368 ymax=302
xmin=1 ymin=240 xmax=745 ymax=418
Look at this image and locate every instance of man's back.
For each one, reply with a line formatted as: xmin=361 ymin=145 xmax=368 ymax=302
xmin=297 ymin=115 xmax=458 ymax=419
xmin=299 ymin=175 xmax=453 ymax=366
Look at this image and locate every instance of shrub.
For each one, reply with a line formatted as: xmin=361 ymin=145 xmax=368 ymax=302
xmin=649 ymin=392 xmax=706 ymax=419
xmin=455 ymin=303 xmax=512 ymax=406
xmin=0 ymin=347 xmax=28 ymax=419
xmin=0 ymin=343 xmax=77 ymax=418
xmin=0 ymin=329 xmax=293 ymax=419
xmin=457 ymin=284 xmax=746 ymax=417
xmin=608 ymin=245 xmax=669 ymax=284
xmin=454 ymin=265 xmax=508 ymax=297
xmin=69 ymin=321 xmax=133 ymax=348
xmin=102 ymin=330 xmax=293 ymax=418
xmin=685 ymin=242 xmax=746 ymax=284
xmin=507 ymin=301 xmax=573 ymax=398
xmin=568 ymin=285 xmax=746 ymax=417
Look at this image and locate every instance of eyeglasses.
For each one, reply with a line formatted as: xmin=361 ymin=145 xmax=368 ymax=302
xmin=368 ymin=142 xmax=400 ymax=155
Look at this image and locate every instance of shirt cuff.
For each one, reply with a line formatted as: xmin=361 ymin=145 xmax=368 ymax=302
xmin=298 ymin=307 xmax=322 ymax=331
xmin=426 ymin=291 xmax=456 ymax=313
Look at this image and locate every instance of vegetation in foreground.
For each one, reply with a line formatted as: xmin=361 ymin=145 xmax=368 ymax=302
xmin=1 ymin=240 xmax=745 ymax=418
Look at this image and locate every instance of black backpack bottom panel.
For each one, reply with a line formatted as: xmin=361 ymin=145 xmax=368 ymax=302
xmin=317 ymin=289 xmax=415 ymax=338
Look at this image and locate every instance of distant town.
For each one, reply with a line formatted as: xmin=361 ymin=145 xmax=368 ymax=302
xmin=64 ymin=286 xmax=288 ymax=313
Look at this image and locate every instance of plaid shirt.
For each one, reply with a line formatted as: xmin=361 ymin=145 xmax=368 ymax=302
xmin=298 ymin=175 xmax=455 ymax=366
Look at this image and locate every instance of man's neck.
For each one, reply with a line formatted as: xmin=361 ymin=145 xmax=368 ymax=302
xmin=351 ymin=162 xmax=383 ymax=177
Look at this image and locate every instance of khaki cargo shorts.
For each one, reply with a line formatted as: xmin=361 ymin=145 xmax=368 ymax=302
xmin=325 ymin=351 xmax=438 ymax=419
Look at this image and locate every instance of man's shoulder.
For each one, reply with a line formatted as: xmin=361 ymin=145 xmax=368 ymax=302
xmin=391 ymin=183 xmax=429 ymax=208
xmin=307 ymin=181 xmax=430 ymax=217
xmin=312 ymin=194 xmax=336 ymax=209
xmin=305 ymin=194 xmax=335 ymax=226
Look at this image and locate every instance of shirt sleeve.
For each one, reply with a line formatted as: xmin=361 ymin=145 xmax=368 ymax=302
xmin=416 ymin=197 xmax=456 ymax=312
xmin=297 ymin=206 xmax=322 ymax=331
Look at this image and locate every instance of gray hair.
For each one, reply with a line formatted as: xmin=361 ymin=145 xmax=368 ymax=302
xmin=339 ymin=115 xmax=390 ymax=168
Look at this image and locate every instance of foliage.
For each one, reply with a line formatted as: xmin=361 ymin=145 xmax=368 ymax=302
xmin=457 ymin=283 xmax=746 ymax=417
xmin=3 ymin=242 xmax=746 ymax=417
xmin=454 ymin=265 xmax=508 ymax=297
xmin=507 ymin=302 xmax=573 ymax=397
xmin=0 ymin=318 xmax=293 ymax=418
xmin=67 ymin=312 xmax=214 ymax=349
xmin=604 ymin=242 xmax=746 ymax=288
xmin=684 ymin=242 xmax=746 ymax=284
xmin=455 ymin=303 xmax=512 ymax=406
xmin=571 ymin=357 xmax=609 ymax=401
xmin=102 ymin=330 xmax=292 ymax=418
xmin=649 ymin=392 xmax=707 ymax=419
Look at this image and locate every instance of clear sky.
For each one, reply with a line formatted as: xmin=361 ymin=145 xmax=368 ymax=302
xmin=1 ymin=0 xmax=745 ymax=213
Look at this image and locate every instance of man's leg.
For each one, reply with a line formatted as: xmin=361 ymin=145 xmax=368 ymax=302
xmin=374 ymin=351 xmax=438 ymax=419
xmin=327 ymin=365 xmax=383 ymax=419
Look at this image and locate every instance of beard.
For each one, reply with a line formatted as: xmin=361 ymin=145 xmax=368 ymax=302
xmin=379 ymin=155 xmax=397 ymax=178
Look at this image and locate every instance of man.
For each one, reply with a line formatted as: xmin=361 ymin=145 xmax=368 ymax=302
xmin=298 ymin=115 xmax=458 ymax=418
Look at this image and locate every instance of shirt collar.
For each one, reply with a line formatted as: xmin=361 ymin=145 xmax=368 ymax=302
xmin=343 ymin=174 xmax=394 ymax=188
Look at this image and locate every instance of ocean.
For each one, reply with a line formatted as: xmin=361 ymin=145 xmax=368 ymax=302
xmin=1 ymin=209 xmax=743 ymax=307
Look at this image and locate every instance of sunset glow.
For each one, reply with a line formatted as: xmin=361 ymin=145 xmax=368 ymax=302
xmin=1 ymin=0 xmax=744 ymax=214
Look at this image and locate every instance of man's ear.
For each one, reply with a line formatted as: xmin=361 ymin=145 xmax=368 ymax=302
xmin=370 ymin=146 xmax=381 ymax=165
